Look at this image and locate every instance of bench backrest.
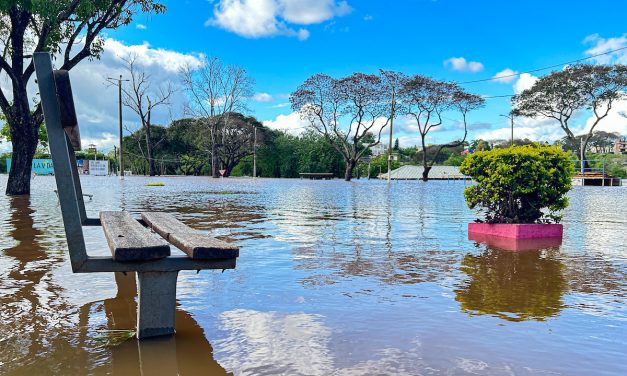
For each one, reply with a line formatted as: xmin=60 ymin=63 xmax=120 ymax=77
xmin=34 ymin=52 xmax=88 ymax=270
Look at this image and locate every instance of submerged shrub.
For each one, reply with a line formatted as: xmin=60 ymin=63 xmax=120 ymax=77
xmin=460 ymin=145 xmax=574 ymax=224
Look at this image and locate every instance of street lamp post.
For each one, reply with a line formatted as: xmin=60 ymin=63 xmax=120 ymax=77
xmin=500 ymin=113 xmax=515 ymax=146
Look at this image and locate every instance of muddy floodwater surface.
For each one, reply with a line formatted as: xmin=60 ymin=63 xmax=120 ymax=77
xmin=0 ymin=175 xmax=626 ymax=375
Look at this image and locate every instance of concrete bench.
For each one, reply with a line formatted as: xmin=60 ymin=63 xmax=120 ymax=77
xmin=34 ymin=52 xmax=239 ymax=339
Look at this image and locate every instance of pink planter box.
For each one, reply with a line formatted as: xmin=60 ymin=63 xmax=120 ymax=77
xmin=468 ymin=223 xmax=563 ymax=239
xmin=468 ymin=231 xmax=563 ymax=251
xmin=468 ymin=223 xmax=563 ymax=251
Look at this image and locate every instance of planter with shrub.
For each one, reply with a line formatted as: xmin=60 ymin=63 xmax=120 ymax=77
xmin=460 ymin=145 xmax=574 ymax=248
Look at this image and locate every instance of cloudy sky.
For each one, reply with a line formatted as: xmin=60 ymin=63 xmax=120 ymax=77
xmin=2 ymin=0 xmax=626 ymax=152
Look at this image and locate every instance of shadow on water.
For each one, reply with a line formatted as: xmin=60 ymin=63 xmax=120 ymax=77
xmin=86 ymin=272 xmax=231 ymax=376
xmin=455 ymin=246 xmax=567 ymax=322
xmin=0 ymin=196 xmax=229 ymax=375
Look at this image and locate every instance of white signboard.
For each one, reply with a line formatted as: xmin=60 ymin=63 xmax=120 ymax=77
xmin=89 ymin=160 xmax=109 ymax=176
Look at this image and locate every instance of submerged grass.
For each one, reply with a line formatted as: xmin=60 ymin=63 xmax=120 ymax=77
xmin=145 ymin=182 xmax=165 ymax=187
xmin=93 ymin=329 xmax=136 ymax=348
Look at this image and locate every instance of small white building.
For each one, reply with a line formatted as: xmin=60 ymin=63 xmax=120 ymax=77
xmin=371 ymin=143 xmax=387 ymax=156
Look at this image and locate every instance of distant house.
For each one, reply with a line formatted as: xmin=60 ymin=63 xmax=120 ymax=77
xmin=614 ymin=138 xmax=627 ymax=154
xmin=370 ymin=143 xmax=399 ymax=161
xmin=371 ymin=143 xmax=386 ymax=156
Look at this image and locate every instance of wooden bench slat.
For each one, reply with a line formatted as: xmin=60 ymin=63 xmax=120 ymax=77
xmin=100 ymin=211 xmax=170 ymax=261
xmin=141 ymin=212 xmax=239 ymax=259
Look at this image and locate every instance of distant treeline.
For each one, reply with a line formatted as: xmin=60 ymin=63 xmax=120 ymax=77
xmin=118 ymin=115 xmax=473 ymax=178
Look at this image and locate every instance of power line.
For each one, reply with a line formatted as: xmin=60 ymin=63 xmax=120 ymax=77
xmin=482 ymin=94 xmax=516 ymax=100
xmin=456 ymin=46 xmax=627 ymax=85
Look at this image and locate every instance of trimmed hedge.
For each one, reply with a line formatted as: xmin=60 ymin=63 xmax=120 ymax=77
xmin=460 ymin=145 xmax=574 ymax=224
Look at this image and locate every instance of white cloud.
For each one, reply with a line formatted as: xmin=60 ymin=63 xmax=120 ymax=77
xmin=583 ymin=33 xmax=627 ymax=64
xmin=513 ymin=73 xmax=539 ymax=94
xmin=476 ymin=116 xmax=569 ymax=143
xmin=206 ymin=0 xmax=351 ymax=40
xmin=263 ymin=112 xmax=309 ymax=134
xmin=252 ymin=92 xmax=273 ymax=102
xmin=492 ymin=68 xmax=518 ymax=83
xmin=270 ymin=102 xmax=290 ymax=108
xmin=476 ymin=98 xmax=627 ymax=143
xmin=281 ymin=0 xmax=351 ymax=24
xmin=443 ymin=57 xmax=484 ymax=73
xmin=43 ymin=38 xmax=202 ymax=152
xmin=580 ymin=98 xmax=627 ymax=136
xmin=103 ymin=38 xmax=203 ymax=73
xmin=136 ymin=23 xmax=147 ymax=30
xmin=214 ymin=309 xmax=334 ymax=376
xmin=363 ymin=14 xmax=373 ymax=21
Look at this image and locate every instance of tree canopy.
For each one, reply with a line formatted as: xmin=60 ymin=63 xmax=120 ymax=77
xmin=512 ymin=64 xmax=627 ymax=163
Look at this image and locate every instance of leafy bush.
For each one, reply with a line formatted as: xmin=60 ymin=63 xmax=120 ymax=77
xmin=460 ymin=145 xmax=574 ymax=224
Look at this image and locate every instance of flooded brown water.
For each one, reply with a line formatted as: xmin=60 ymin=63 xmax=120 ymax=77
xmin=1 ymin=175 xmax=626 ymax=375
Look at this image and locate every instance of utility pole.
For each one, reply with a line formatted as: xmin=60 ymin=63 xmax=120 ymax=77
xmin=113 ymin=145 xmax=118 ymax=175
xmin=580 ymin=137 xmax=585 ymax=175
xmin=107 ymin=75 xmax=129 ymax=179
xmin=253 ymin=126 xmax=257 ymax=179
xmin=387 ymin=90 xmax=395 ymax=183
xmin=500 ymin=113 xmax=515 ymax=146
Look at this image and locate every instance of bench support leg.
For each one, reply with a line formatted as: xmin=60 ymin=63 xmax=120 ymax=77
xmin=137 ymin=271 xmax=179 ymax=339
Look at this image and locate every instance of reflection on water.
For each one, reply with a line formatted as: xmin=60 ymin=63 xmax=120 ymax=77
xmin=1 ymin=176 xmax=626 ymax=375
xmin=455 ymin=248 xmax=567 ymax=322
xmin=215 ymin=309 xmax=333 ymax=375
xmin=88 ymin=272 xmax=230 ymax=375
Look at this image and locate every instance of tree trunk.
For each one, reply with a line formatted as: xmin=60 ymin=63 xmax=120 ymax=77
xmin=210 ymin=123 xmax=219 ymax=178
xmin=144 ymin=125 xmax=156 ymax=177
xmin=223 ymin=161 xmax=235 ymax=177
xmin=6 ymin=119 xmax=39 ymax=196
xmin=420 ymin=134 xmax=430 ymax=182
xmin=344 ymin=159 xmax=356 ymax=181
xmin=422 ymin=166 xmax=432 ymax=182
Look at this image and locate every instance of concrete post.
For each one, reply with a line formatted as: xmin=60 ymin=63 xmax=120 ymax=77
xmin=137 ymin=271 xmax=179 ymax=338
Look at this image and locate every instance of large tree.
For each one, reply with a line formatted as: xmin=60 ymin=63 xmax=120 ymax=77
xmin=0 ymin=0 xmax=165 ymax=195
xmin=180 ymin=56 xmax=254 ymax=177
xmin=120 ymin=55 xmax=173 ymax=176
xmin=290 ymin=72 xmax=391 ymax=181
xmin=398 ymin=75 xmax=484 ymax=181
xmin=214 ymin=112 xmax=263 ymax=177
xmin=512 ymin=64 xmax=627 ymax=164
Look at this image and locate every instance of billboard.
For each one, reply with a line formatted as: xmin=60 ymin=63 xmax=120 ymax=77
xmin=6 ymin=158 xmax=55 ymax=175
xmin=89 ymin=160 xmax=109 ymax=176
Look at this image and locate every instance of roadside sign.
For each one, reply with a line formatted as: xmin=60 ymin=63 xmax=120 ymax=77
xmin=219 ymin=169 xmax=226 ymax=177
xmin=89 ymin=160 xmax=109 ymax=176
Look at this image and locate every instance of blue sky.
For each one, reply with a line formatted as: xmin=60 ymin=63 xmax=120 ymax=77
xmin=5 ymin=0 xmax=624 ymax=152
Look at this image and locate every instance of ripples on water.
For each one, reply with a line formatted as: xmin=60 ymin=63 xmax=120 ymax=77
xmin=0 ymin=175 xmax=626 ymax=375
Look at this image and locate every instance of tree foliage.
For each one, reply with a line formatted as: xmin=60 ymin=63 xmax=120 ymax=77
xmin=398 ymin=75 xmax=485 ymax=181
xmin=290 ymin=72 xmax=392 ymax=181
xmin=559 ymin=130 xmax=621 ymax=154
xmin=460 ymin=145 xmax=575 ymax=224
xmin=214 ymin=112 xmax=262 ymax=177
xmin=512 ymin=64 xmax=627 ymax=163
